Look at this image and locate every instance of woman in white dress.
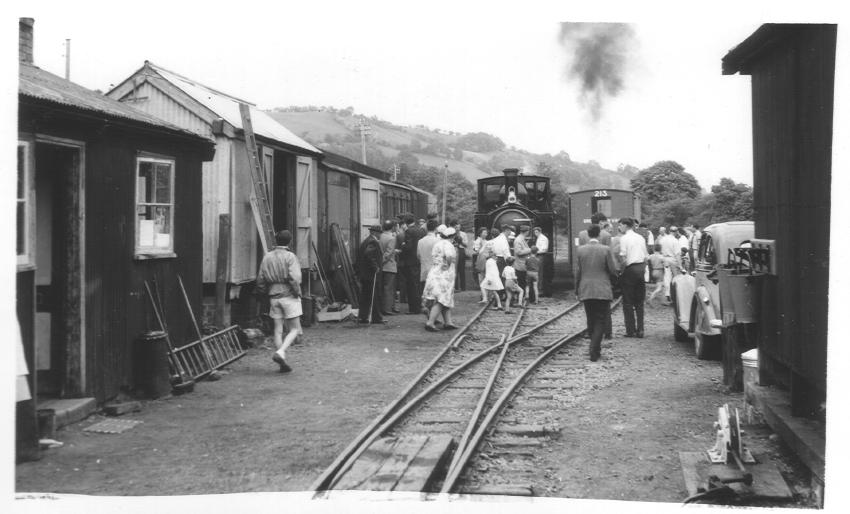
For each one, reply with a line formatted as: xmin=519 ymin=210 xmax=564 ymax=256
xmin=422 ymin=227 xmax=458 ymax=331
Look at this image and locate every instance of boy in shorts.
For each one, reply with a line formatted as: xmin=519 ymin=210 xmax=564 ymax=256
xmin=256 ymin=230 xmax=302 ymax=373
xmin=502 ymin=256 xmax=524 ymax=313
xmin=525 ymin=246 xmax=540 ymax=304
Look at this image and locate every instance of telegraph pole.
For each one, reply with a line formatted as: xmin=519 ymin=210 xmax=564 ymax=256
xmin=358 ymin=118 xmax=370 ymax=165
xmin=65 ymin=39 xmax=71 ymax=80
xmin=442 ymin=161 xmax=448 ymax=224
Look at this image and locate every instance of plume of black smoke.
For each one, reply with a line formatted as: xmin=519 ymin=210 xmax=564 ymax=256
xmin=559 ymin=22 xmax=636 ymax=121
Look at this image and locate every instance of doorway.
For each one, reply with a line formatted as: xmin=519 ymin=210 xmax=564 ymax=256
xmin=34 ymin=140 xmax=85 ymax=398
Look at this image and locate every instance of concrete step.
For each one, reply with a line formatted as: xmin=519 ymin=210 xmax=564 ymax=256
xmin=745 ymin=384 xmax=824 ymax=482
xmin=37 ymin=397 xmax=97 ymax=432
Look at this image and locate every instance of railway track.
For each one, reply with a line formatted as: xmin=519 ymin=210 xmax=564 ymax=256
xmin=310 ymin=297 xmax=620 ymax=498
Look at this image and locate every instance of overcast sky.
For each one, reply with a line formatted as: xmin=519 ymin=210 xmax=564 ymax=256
xmin=14 ymin=1 xmax=838 ymax=189
xmin=3 ymin=2 xmax=850 ymax=510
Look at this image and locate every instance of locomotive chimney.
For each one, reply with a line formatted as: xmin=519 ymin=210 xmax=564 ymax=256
xmin=502 ymin=168 xmax=519 ymax=198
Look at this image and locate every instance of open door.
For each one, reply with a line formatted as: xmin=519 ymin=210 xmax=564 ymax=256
xmin=32 ymin=138 xmax=85 ymax=398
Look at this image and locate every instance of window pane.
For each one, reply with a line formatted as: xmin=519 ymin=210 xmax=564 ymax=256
xmin=138 ymin=161 xmax=154 ymax=203
xmin=17 ymin=201 xmax=25 ymax=256
xmin=138 ymin=205 xmax=172 ymax=248
xmin=17 ymin=145 xmax=25 ymax=199
xmin=155 ymin=163 xmax=171 ymax=203
xmin=362 ymin=189 xmax=379 ymax=218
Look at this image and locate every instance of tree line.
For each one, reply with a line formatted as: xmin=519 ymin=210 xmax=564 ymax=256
xmin=630 ymin=160 xmax=754 ymax=229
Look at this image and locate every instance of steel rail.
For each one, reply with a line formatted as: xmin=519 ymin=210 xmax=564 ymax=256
xmin=309 ymin=300 xmax=492 ymax=495
xmin=505 ymin=301 xmax=582 ymax=344
xmin=440 ymin=313 xmax=594 ymax=493
xmin=314 ymin=300 xmax=583 ymax=495
xmin=324 ymin=333 xmax=511 ymax=491
xmin=445 ymin=306 xmax=527 ymax=474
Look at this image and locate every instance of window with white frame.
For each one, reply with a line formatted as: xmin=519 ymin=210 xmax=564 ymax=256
xmin=135 ymin=155 xmax=175 ymax=256
xmin=17 ymin=141 xmax=34 ymax=268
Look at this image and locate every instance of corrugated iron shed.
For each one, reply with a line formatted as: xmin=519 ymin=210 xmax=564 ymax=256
xmin=19 ymin=62 xmax=211 ymax=143
xmin=141 ymin=62 xmax=320 ymax=155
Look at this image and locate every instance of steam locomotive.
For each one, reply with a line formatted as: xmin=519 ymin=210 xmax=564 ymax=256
xmin=473 ymin=168 xmax=555 ymax=295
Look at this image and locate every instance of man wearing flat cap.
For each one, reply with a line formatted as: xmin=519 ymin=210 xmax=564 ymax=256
xmin=356 ymin=225 xmax=384 ymax=324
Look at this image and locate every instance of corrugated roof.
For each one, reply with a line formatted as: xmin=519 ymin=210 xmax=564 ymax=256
xmin=19 ymin=62 xmax=210 ymax=141
xmin=146 ymin=62 xmax=320 ymax=155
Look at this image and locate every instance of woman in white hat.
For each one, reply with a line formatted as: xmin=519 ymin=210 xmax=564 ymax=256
xmin=422 ymin=226 xmax=458 ymax=331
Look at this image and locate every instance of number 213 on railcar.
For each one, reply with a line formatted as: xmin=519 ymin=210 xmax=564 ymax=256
xmin=567 ymin=188 xmax=641 ymax=267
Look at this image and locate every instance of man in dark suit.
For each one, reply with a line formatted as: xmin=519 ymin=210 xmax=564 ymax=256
xmin=575 ymin=224 xmax=618 ymax=361
xmin=356 ymin=225 xmax=383 ymax=324
xmin=400 ymin=213 xmax=424 ymax=314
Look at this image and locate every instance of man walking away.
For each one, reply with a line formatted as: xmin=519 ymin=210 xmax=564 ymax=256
xmin=356 ymin=225 xmax=384 ymax=324
xmin=618 ymin=217 xmax=649 ymax=338
xmin=256 ymin=230 xmax=302 ymax=373
xmin=575 ymin=224 xmax=618 ymax=361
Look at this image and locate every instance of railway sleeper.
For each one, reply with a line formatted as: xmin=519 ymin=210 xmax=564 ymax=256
xmin=487 ymin=436 xmax=545 ymax=447
xmin=494 ymin=424 xmax=560 ymax=437
xmin=480 ymin=448 xmax=537 ymax=458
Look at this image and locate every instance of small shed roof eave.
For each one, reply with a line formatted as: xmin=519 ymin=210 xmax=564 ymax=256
xmin=250 ymin=132 xmax=323 ymax=158
xmin=19 ymin=95 xmax=216 ymax=159
xmin=722 ymin=23 xmax=832 ymax=75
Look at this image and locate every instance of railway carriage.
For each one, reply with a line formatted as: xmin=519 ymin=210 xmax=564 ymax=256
xmin=567 ymin=188 xmax=641 ymax=268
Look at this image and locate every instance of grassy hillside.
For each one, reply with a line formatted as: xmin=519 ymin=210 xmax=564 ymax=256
xmin=266 ymin=107 xmax=634 ymax=191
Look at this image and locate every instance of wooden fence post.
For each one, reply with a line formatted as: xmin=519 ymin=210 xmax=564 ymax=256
xmin=215 ymin=214 xmax=231 ymax=328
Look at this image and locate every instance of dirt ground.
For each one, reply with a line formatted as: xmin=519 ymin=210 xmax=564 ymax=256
xmin=15 ymin=268 xmax=820 ymax=508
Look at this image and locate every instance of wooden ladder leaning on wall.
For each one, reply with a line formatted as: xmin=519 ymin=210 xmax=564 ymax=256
xmin=239 ymin=102 xmax=276 ymax=253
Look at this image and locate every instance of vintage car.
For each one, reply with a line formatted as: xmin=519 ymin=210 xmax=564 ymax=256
xmin=670 ymin=221 xmax=754 ymax=359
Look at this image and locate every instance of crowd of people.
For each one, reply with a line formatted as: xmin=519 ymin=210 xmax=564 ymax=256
xmin=351 ymin=213 xmax=551 ymax=332
xmin=573 ymin=212 xmax=702 ymax=361
xmin=255 ymin=213 xmax=702 ymax=370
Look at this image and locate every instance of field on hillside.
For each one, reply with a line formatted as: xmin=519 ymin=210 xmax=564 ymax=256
xmin=414 ymin=153 xmax=490 ymax=181
xmin=268 ymin=111 xmax=350 ymax=140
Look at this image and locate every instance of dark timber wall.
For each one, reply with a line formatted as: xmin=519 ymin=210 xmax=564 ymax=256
xmin=19 ymin=101 xmax=213 ymax=402
xmin=724 ymin=24 xmax=835 ymax=415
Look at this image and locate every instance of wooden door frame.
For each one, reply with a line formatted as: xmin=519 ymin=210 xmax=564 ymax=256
xmin=34 ymin=134 xmax=86 ymax=397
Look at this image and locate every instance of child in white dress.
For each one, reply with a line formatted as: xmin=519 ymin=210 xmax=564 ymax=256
xmin=479 ymin=246 xmax=503 ymax=309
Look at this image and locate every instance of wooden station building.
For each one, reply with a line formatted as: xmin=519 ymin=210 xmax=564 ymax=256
xmin=16 ymin=18 xmax=216 ymax=410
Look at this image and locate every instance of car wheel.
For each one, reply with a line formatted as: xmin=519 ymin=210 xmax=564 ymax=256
xmin=674 ymin=322 xmax=690 ymax=342
xmin=694 ymin=307 xmax=721 ymax=360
